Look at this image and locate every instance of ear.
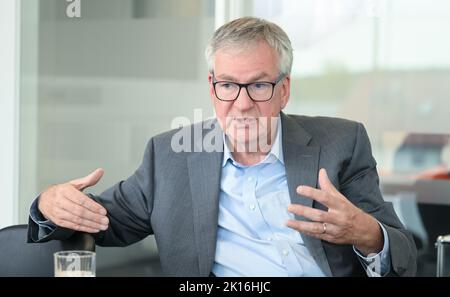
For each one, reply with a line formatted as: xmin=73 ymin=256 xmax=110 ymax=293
xmin=208 ymin=72 xmax=213 ymax=84
xmin=280 ymin=75 xmax=290 ymax=109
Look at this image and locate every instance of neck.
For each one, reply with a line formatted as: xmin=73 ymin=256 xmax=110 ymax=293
xmin=231 ymin=150 xmax=271 ymax=166
xmin=226 ymin=132 xmax=275 ymax=166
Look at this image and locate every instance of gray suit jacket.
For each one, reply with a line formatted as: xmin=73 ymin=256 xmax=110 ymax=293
xmin=28 ymin=113 xmax=417 ymax=276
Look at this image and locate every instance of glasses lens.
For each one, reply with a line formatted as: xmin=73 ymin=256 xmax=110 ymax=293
xmin=248 ymin=82 xmax=273 ymax=101
xmin=215 ymin=82 xmax=239 ymax=101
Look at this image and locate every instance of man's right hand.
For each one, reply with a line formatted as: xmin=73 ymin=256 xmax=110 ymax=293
xmin=38 ymin=168 xmax=109 ymax=233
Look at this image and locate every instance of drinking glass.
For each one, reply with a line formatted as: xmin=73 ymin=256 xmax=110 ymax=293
xmin=54 ymin=251 xmax=96 ymax=277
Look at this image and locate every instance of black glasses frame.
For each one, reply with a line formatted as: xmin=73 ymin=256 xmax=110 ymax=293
xmin=212 ymin=74 xmax=285 ymax=102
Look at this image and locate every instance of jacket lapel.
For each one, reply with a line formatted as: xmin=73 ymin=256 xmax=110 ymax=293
xmin=187 ymin=120 xmax=223 ymax=276
xmin=281 ymin=113 xmax=333 ymax=276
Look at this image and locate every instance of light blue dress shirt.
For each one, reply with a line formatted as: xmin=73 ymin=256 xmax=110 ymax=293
xmin=212 ymin=117 xmax=391 ymax=277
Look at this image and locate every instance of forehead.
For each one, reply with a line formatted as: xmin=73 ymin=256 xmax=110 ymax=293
xmin=213 ymin=41 xmax=279 ymax=80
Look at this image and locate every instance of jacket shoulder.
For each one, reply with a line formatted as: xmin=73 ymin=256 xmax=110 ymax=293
xmin=286 ymin=114 xmax=364 ymax=148
xmin=146 ymin=118 xmax=219 ymax=152
xmin=288 ymin=114 xmax=360 ymax=132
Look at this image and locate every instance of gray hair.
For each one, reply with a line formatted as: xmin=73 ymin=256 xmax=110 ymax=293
xmin=205 ymin=17 xmax=293 ymax=76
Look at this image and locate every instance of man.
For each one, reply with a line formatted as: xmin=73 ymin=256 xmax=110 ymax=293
xmin=28 ymin=17 xmax=416 ymax=276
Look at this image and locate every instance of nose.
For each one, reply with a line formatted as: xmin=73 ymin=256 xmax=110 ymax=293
xmin=233 ymin=86 xmax=255 ymax=111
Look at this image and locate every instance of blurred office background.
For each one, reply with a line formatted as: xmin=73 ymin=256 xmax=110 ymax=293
xmin=1 ymin=0 xmax=449 ymax=276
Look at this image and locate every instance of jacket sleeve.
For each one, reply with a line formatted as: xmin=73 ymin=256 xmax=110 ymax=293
xmin=28 ymin=138 xmax=155 ymax=247
xmin=339 ymin=123 xmax=417 ymax=276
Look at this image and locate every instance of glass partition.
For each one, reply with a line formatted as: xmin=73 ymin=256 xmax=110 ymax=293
xmin=248 ymin=0 xmax=450 ymax=276
xmin=19 ymin=0 xmax=215 ymax=276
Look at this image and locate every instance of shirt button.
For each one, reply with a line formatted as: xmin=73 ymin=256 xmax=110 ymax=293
xmin=282 ymin=249 xmax=289 ymax=256
xmin=249 ymin=204 xmax=256 ymax=211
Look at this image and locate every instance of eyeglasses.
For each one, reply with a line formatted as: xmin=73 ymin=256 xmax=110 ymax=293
xmin=212 ymin=74 xmax=285 ymax=102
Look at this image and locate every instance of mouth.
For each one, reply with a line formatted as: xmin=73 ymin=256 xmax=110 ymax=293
xmin=229 ymin=117 xmax=258 ymax=127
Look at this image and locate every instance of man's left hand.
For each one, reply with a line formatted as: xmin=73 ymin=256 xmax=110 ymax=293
xmin=286 ymin=168 xmax=383 ymax=256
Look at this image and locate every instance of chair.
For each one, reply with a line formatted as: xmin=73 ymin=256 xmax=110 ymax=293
xmin=0 ymin=224 xmax=95 ymax=277
xmin=383 ymin=192 xmax=429 ymax=251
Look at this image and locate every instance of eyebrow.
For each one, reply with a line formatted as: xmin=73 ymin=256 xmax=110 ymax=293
xmin=215 ymin=72 xmax=272 ymax=82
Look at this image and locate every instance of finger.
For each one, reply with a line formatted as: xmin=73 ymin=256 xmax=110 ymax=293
xmin=57 ymin=219 xmax=102 ymax=234
xmin=318 ymin=168 xmax=338 ymax=194
xmin=287 ymin=204 xmax=338 ymax=224
xmin=64 ymin=185 xmax=107 ymax=216
xmin=55 ymin=207 xmax=108 ymax=231
xmin=303 ymin=231 xmax=335 ymax=243
xmin=59 ymin=198 xmax=109 ymax=228
xmin=70 ymin=168 xmax=104 ymax=191
xmin=296 ymin=185 xmax=335 ymax=209
xmin=60 ymin=201 xmax=109 ymax=225
xmin=301 ymin=223 xmax=346 ymax=243
xmin=285 ymin=220 xmax=326 ymax=234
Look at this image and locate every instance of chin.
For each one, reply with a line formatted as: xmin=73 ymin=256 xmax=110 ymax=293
xmin=226 ymin=128 xmax=263 ymax=153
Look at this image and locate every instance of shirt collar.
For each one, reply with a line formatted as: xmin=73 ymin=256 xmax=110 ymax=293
xmin=222 ymin=116 xmax=284 ymax=167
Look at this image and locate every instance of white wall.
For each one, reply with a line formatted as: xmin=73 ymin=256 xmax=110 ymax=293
xmin=0 ymin=0 xmax=20 ymax=229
